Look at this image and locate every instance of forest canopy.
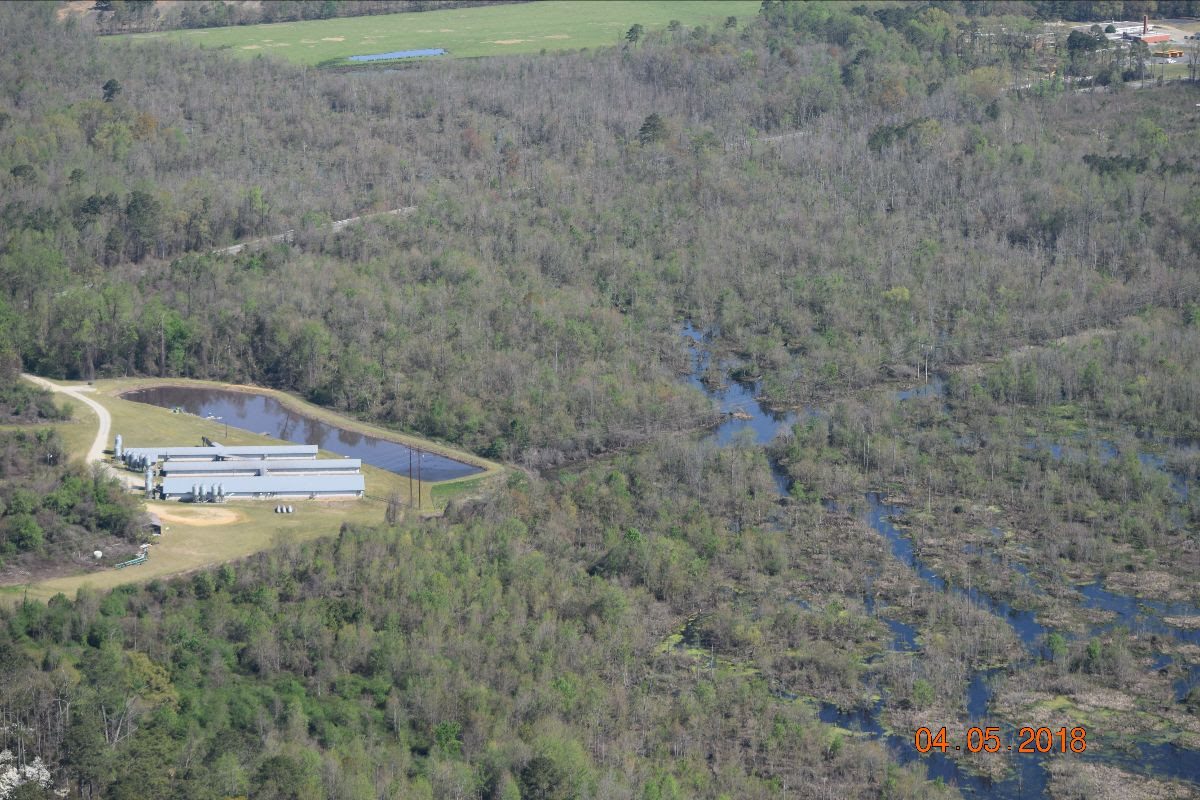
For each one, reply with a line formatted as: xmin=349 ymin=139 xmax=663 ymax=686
xmin=1 ymin=1 xmax=1199 ymax=797
xmin=2 ymin=2 xmax=1197 ymax=465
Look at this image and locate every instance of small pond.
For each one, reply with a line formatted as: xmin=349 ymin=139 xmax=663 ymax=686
xmin=347 ymin=48 xmax=446 ymax=62
xmin=122 ymin=386 xmax=481 ymax=482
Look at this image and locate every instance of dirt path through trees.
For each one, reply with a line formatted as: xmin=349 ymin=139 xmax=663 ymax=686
xmin=22 ymin=375 xmax=111 ymax=466
xmin=211 ymin=205 xmax=417 ymax=256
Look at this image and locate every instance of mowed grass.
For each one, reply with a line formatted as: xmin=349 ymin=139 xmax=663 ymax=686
xmin=110 ymin=0 xmax=760 ymax=65
xmin=13 ymin=500 xmax=370 ymax=604
xmin=2 ymin=377 xmax=503 ymax=603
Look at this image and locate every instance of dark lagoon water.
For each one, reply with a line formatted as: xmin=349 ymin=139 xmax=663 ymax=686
xmin=122 ymin=386 xmax=481 ymax=482
xmin=864 ymin=493 xmax=1050 ymax=655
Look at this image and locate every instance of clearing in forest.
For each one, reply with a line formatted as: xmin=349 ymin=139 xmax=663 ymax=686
xmin=108 ymin=0 xmax=759 ymax=65
xmin=2 ymin=377 xmax=501 ymax=603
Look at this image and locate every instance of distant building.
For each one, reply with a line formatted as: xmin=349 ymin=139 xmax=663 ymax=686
xmin=117 ymin=436 xmax=364 ymax=500
xmin=1105 ymin=22 xmax=1146 ymax=36
xmin=1131 ymin=33 xmax=1171 ymax=44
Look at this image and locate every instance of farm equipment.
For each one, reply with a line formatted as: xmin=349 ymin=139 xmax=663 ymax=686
xmin=115 ymin=552 xmax=148 ymax=569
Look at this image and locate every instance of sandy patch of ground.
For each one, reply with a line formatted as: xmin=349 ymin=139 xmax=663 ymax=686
xmin=322 ymin=36 xmax=345 ymax=42
xmin=147 ymin=503 xmax=244 ymax=527
xmin=242 ymin=45 xmax=261 ymax=49
xmin=492 ymin=39 xmax=528 ymax=45
xmin=544 ymin=34 xmax=570 ymax=39
xmin=439 ymin=28 xmax=453 ymax=32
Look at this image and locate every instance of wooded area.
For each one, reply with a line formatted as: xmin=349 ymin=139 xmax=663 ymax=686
xmin=5 ymin=3 xmax=1199 ymax=466
xmin=1 ymin=0 xmax=1199 ymax=797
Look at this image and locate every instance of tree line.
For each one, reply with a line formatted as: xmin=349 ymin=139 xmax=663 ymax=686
xmin=2 ymin=3 xmax=1196 ymax=466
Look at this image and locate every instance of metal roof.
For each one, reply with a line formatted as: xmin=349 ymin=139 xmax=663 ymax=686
xmin=125 ymin=444 xmax=319 ymax=461
xmin=161 ymin=458 xmax=361 ymax=475
xmin=161 ymin=474 xmax=365 ymax=496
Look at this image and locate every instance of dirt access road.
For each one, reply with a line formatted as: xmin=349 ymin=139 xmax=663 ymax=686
xmin=212 ymin=206 xmax=416 ymax=256
xmin=22 ymin=374 xmax=112 ymax=467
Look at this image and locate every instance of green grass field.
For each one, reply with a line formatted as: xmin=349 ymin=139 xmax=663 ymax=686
xmin=111 ymin=0 xmax=760 ymax=65
xmin=12 ymin=499 xmax=369 ymax=603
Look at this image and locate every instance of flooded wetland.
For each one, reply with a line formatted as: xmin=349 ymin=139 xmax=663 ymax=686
xmin=680 ymin=325 xmax=1200 ymax=797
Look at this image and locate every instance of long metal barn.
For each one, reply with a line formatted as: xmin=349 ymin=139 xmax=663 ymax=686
xmin=160 ymin=459 xmax=363 ymax=477
xmin=160 ymin=474 xmax=366 ymax=501
xmin=123 ymin=443 xmax=319 ymax=462
xmin=115 ymin=434 xmax=365 ymax=500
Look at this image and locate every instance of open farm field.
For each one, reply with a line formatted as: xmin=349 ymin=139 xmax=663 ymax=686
xmin=91 ymin=376 xmax=498 ymax=478
xmin=1155 ymin=18 xmax=1200 ymax=33
xmin=1 ymin=376 xmax=501 ymax=603
xmin=8 ymin=498 xmax=368 ymax=603
xmin=110 ymin=0 xmax=759 ymax=64
xmin=91 ymin=377 xmax=501 ymax=505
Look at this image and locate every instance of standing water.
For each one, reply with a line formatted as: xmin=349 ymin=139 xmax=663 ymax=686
xmin=122 ymin=386 xmax=481 ymax=482
xmin=683 ymin=323 xmax=797 ymax=493
xmin=678 ymin=325 xmax=1200 ymax=795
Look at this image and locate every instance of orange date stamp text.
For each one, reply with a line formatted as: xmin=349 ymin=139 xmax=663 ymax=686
xmin=913 ymin=726 xmax=1087 ymax=754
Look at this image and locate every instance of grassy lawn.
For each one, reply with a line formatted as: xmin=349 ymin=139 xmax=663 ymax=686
xmin=109 ymin=0 xmax=760 ymax=65
xmin=8 ymin=498 xmax=385 ymax=604
xmin=1155 ymin=18 xmax=1200 ymax=33
xmin=1157 ymin=62 xmax=1196 ymax=80
xmin=2 ymin=377 xmax=504 ymax=603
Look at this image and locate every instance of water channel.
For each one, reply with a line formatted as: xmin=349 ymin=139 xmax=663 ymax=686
xmin=680 ymin=325 xmax=1200 ymax=796
xmin=122 ymin=386 xmax=481 ymax=482
xmin=347 ymin=48 xmax=447 ymax=62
